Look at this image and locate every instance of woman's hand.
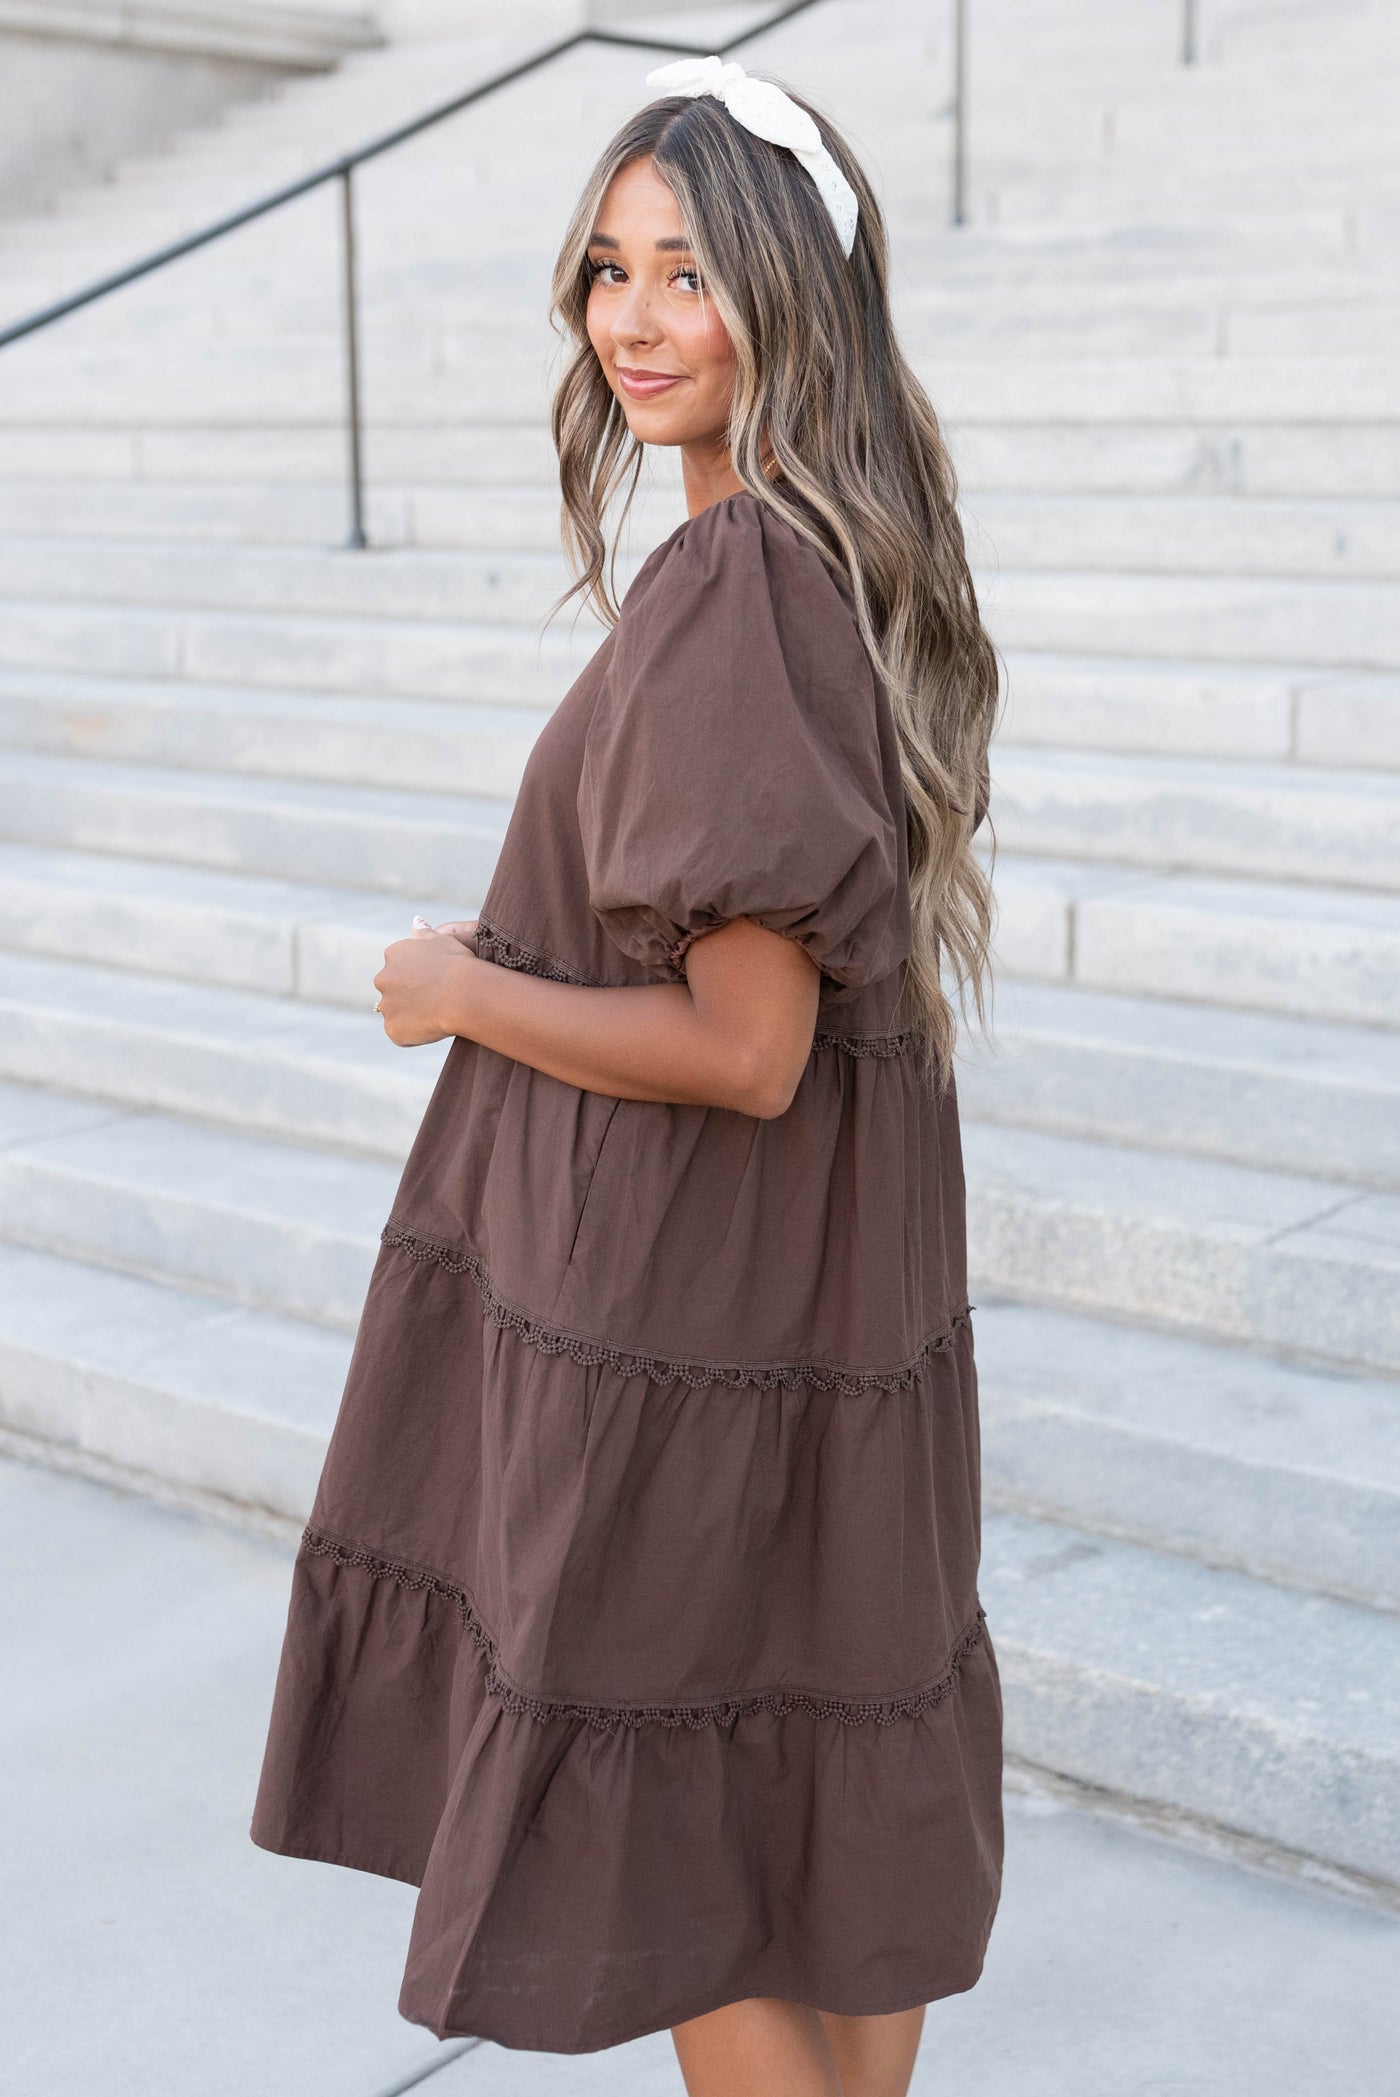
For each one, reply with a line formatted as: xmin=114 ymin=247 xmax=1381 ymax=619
xmin=374 ymin=916 xmax=479 ymax=1046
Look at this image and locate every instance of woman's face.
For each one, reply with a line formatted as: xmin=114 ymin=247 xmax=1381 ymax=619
xmin=585 ymin=156 xmax=737 ymax=450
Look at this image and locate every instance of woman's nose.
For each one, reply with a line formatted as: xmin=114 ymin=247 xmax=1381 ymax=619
xmin=611 ymin=285 xmax=660 ymax=346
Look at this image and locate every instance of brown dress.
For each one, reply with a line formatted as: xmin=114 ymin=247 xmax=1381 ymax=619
xmin=250 ymin=489 xmax=1004 ymax=2054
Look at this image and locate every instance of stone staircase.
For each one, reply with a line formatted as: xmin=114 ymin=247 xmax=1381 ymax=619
xmin=1 ymin=0 xmax=1397 ymax=1902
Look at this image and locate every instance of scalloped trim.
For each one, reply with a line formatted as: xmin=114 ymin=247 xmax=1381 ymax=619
xmin=475 ymin=914 xmax=915 ymax=1059
xmin=381 ymin=1223 xmax=972 ymax=1393
xmin=812 ymin=1028 xmax=916 ymax=1057
xmin=300 ymin=1524 xmax=987 ymax=1731
xmin=474 ymin=919 xmax=592 ymax=986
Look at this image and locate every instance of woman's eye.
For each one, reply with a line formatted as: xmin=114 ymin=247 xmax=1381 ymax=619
xmin=672 ymin=267 xmax=702 ymax=293
xmin=586 ymin=258 xmax=624 ymax=285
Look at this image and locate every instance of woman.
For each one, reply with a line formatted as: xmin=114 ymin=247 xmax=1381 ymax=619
xmin=252 ymin=56 xmax=1004 ymax=2097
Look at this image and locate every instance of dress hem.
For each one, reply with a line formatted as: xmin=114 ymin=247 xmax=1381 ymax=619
xmin=398 ymin=1965 xmax=991 ymax=2056
xmin=250 ymin=1815 xmax=991 ymax=2052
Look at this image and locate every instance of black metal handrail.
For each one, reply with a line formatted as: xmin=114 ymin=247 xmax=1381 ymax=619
xmin=0 ymin=0 xmax=1207 ymax=546
xmin=1183 ymin=0 xmax=1201 ymax=65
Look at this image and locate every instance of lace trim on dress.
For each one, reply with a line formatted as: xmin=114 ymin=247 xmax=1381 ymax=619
xmin=473 ymin=919 xmax=593 ymax=986
xmin=811 ymin=1029 xmax=917 ymax=1057
xmin=475 ymin=914 xmax=917 ymax=1059
xmin=381 ymin=1222 xmax=972 ymax=1393
xmin=299 ymin=1523 xmax=988 ymax=1731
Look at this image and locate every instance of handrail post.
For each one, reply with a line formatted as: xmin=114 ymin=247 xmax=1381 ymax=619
xmin=952 ymin=0 xmax=968 ymax=226
xmin=339 ymin=164 xmax=368 ymax=550
xmin=1182 ymin=0 xmax=1199 ymax=64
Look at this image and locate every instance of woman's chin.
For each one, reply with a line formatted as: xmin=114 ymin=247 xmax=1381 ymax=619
xmin=619 ymin=404 xmax=692 ymax=447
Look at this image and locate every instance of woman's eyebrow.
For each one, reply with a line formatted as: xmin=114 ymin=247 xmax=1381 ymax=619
xmin=586 ymin=233 xmax=694 ymax=251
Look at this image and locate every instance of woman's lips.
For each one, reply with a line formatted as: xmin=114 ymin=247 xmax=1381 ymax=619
xmin=616 ymin=367 xmax=687 ymax=399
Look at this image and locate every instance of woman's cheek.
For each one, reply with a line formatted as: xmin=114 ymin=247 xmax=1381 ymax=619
xmin=585 ymin=297 xmax=608 ymax=366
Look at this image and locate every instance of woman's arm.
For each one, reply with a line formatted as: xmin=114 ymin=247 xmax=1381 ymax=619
xmin=372 ymin=914 xmax=821 ymax=1120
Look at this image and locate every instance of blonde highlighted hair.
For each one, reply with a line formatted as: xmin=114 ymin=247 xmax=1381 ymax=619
xmin=547 ymin=81 xmax=1000 ymax=1084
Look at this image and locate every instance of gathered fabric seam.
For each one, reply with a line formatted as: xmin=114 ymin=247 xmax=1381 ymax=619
xmin=381 ymin=1220 xmax=972 ymax=1394
xmin=474 ymin=914 xmax=917 ymax=1059
xmin=299 ymin=1522 xmax=988 ymax=1731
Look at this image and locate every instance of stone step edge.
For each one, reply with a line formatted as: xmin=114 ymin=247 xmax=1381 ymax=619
xmin=1002 ymin=1756 xmax=1400 ymax=1918
xmin=0 ymin=1238 xmax=344 ymax=1521
xmin=0 ymin=1419 xmax=302 ymax=1547
xmin=981 ymin=1471 xmax=1400 ymax=1620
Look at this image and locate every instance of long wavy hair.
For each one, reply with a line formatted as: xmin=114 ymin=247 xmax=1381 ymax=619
xmin=547 ymin=82 xmax=1001 ymax=1084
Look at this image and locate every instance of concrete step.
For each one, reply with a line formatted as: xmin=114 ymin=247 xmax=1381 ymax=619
xmin=3 ymin=417 xmax=1395 ymax=503
xmin=0 ymin=480 xmax=390 ymax=548
xmin=0 ymin=597 xmax=599 ymax=702
xmin=0 ymin=668 xmax=552 ymax=798
xmin=0 ymin=420 xmax=559 ymax=487
xmin=991 ymin=749 xmax=1400 ymax=890
xmin=0 ymin=1081 xmax=391 ymax=1329
xmin=0 ymin=1238 xmax=347 ymax=1520
xmin=983 ymin=567 xmax=1400 ymax=670
xmin=1000 ymin=653 xmax=1300 ymax=761
xmin=964 ymin=1120 xmax=1400 ymax=1373
xmin=988 ymin=176 xmax=1400 ymax=234
xmin=1001 ymin=657 xmax=1398 ymax=771
xmin=0 ymin=356 xmax=552 ymax=426
xmin=994 ymin=858 xmax=1400 ymax=1026
xmin=0 ymin=537 xmax=585 ymax=629
xmin=976 ymin=1300 xmax=1400 ymax=1612
xmin=962 ymin=978 xmax=1400 ymax=1188
xmin=0 ymin=750 xmax=511 ymax=893
xmin=984 ymin=1506 xmax=1400 ymax=1888
xmin=0 ymin=842 xmax=481 ymax=1000
xmin=966 ymin=493 xmax=1400 ymax=582
xmin=0 ymin=951 xmax=442 ymax=1158
xmin=1299 ymin=676 xmax=1400 ymax=770
xmin=0 ymin=478 xmax=657 ymax=554
xmin=933 ymin=356 xmax=1400 ymax=426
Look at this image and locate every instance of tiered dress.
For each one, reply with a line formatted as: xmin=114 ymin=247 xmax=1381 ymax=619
xmin=250 ymin=488 xmax=1004 ymax=2054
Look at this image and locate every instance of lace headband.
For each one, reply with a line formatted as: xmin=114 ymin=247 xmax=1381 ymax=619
xmin=644 ymin=56 xmax=859 ymax=258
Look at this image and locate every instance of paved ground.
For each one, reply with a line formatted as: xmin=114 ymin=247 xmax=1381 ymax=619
xmin=5 ymin=1451 xmax=1398 ymax=2097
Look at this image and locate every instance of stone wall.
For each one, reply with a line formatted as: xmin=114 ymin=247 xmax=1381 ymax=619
xmin=0 ymin=2 xmax=378 ymax=214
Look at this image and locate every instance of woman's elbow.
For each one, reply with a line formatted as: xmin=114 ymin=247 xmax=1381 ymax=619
xmin=728 ymin=1041 xmax=809 ymax=1120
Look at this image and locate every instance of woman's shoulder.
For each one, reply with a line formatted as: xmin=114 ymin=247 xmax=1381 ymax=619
xmin=621 ymin=489 xmax=858 ymax=633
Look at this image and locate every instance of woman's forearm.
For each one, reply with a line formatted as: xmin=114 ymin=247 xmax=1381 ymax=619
xmin=438 ymin=956 xmax=791 ymax=1115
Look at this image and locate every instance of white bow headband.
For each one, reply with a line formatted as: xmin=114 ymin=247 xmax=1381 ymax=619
xmin=644 ymin=55 xmax=859 ymax=259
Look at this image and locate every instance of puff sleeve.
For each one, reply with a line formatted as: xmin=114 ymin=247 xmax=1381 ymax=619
xmin=577 ymin=496 xmax=909 ymax=1002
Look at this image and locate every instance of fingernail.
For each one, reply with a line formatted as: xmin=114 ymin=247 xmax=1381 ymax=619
xmin=413 ymin=915 xmax=431 ymax=928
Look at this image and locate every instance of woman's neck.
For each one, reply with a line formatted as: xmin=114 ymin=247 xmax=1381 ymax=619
xmin=680 ymin=438 xmax=747 ymax=518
